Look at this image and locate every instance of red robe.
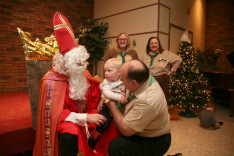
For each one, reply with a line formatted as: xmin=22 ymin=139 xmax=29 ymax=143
xmin=33 ymin=69 xmax=119 ymax=156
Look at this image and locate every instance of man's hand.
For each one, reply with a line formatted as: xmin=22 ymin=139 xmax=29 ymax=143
xmin=87 ymin=113 xmax=106 ymax=126
xmin=167 ymin=71 xmax=173 ymax=76
xmin=120 ymin=96 xmax=128 ymax=104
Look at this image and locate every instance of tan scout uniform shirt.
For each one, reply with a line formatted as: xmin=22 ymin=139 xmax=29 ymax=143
xmin=142 ymin=50 xmax=182 ymax=76
xmin=123 ymin=77 xmax=171 ymax=137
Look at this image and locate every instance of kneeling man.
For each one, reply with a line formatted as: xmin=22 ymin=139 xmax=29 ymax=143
xmin=106 ymin=60 xmax=171 ymax=156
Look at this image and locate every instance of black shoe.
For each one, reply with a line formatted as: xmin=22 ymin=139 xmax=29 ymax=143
xmin=88 ymin=137 xmax=97 ymax=150
xmin=167 ymin=153 xmax=182 ymax=156
xmin=218 ymin=121 xmax=223 ymax=126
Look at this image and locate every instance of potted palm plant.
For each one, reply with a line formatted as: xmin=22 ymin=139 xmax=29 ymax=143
xmin=75 ymin=18 xmax=109 ymax=76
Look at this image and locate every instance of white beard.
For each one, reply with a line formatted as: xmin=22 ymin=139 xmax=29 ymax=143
xmin=53 ymin=45 xmax=90 ymax=100
xmin=68 ymin=65 xmax=88 ymax=100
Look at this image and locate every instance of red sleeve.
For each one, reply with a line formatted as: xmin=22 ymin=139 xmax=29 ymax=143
xmin=85 ymin=71 xmax=101 ymax=112
xmin=57 ymin=85 xmax=79 ymax=135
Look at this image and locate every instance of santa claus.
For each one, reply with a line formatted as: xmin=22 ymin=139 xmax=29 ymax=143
xmin=33 ymin=11 xmax=119 ymax=156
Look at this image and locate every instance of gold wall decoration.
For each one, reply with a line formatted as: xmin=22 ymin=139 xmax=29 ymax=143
xmin=17 ymin=28 xmax=59 ymax=60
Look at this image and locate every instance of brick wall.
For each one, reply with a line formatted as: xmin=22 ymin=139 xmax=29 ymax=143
xmin=206 ymin=0 xmax=234 ymax=71
xmin=0 ymin=0 xmax=93 ymax=93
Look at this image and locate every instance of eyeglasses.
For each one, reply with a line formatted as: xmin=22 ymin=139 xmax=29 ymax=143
xmin=118 ymin=38 xmax=127 ymax=41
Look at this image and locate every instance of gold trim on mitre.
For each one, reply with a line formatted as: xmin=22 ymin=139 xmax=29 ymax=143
xmin=56 ymin=12 xmax=77 ymax=46
xmin=54 ymin=23 xmax=72 ymax=30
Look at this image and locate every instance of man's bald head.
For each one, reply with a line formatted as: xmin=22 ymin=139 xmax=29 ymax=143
xmin=121 ymin=60 xmax=149 ymax=84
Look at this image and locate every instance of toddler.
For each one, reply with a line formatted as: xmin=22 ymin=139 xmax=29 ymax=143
xmin=88 ymin=58 xmax=128 ymax=150
xmin=199 ymin=102 xmax=223 ymax=130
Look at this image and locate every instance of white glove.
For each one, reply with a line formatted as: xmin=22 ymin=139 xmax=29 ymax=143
xmin=65 ymin=112 xmax=87 ymax=126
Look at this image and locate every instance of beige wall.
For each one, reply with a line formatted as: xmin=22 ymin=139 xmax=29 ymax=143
xmin=94 ymin=0 xmax=206 ymax=77
xmin=163 ymin=0 xmax=206 ymax=52
xmin=94 ymin=0 xmax=158 ymax=18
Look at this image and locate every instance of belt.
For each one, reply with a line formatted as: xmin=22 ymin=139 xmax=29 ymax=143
xmin=154 ymin=74 xmax=167 ymax=80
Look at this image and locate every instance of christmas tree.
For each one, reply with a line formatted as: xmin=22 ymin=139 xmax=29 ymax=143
xmin=169 ymin=30 xmax=210 ymax=117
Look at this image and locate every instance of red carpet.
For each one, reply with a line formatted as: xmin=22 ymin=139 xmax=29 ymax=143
xmin=0 ymin=92 xmax=35 ymax=155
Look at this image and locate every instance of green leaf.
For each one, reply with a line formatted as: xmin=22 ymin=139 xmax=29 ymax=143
xmin=75 ymin=18 xmax=109 ymax=63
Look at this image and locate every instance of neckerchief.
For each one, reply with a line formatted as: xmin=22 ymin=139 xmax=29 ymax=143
xmin=149 ymin=52 xmax=158 ymax=66
xmin=120 ymin=52 xmax=127 ymax=64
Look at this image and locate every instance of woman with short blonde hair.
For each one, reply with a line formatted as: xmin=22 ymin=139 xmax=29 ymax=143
xmin=104 ymin=32 xmax=138 ymax=64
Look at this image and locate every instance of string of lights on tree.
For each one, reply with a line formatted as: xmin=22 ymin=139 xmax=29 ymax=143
xmin=169 ymin=38 xmax=211 ymax=111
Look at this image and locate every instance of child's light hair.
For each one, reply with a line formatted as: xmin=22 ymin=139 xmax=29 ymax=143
xmin=205 ymin=101 xmax=216 ymax=111
xmin=104 ymin=58 xmax=122 ymax=70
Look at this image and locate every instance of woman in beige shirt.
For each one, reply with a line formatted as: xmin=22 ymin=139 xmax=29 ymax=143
xmin=104 ymin=32 xmax=138 ymax=64
xmin=142 ymin=36 xmax=182 ymax=104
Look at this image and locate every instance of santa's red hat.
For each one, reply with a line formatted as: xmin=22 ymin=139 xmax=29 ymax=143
xmin=53 ymin=11 xmax=79 ymax=54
